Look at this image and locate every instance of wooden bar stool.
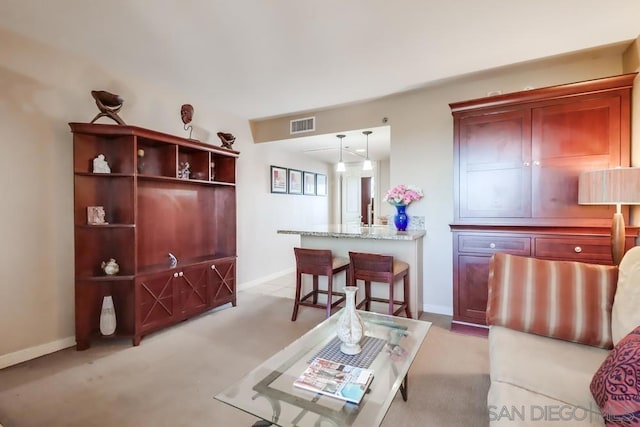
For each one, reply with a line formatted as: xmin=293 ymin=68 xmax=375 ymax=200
xmin=349 ymin=251 xmax=412 ymax=318
xmin=291 ymin=248 xmax=349 ymax=321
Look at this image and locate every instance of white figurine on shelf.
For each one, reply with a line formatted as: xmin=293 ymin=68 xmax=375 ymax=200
xmin=178 ymin=161 xmax=191 ymax=179
xmin=93 ymin=154 xmax=111 ymax=173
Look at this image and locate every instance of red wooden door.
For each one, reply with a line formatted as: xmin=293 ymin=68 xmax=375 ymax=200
xmin=178 ymin=263 xmax=209 ymax=318
xmin=209 ymin=258 xmax=236 ymax=307
xmin=136 ymin=271 xmax=176 ymax=334
xmin=457 ymin=109 xmax=532 ymax=219
xmin=531 ymin=96 xmax=621 ymax=222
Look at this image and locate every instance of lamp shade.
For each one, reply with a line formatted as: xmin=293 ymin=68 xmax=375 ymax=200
xmin=578 ymin=167 xmax=640 ymax=205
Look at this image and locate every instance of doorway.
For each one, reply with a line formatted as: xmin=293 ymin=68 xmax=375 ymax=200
xmin=361 ymin=177 xmax=373 ymax=225
xmin=339 ymin=164 xmax=378 ymax=226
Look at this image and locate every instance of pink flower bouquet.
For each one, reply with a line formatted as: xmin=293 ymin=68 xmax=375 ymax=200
xmin=383 ymin=184 xmax=423 ymax=206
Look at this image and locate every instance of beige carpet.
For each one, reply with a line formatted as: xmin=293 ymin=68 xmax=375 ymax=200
xmin=0 ymin=291 xmax=489 ymax=427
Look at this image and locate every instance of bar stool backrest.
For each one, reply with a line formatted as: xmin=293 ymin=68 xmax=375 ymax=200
xmin=349 ymin=251 xmax=394 ymax=283
xmin=294 ymin=247 xmax=334 ymax=276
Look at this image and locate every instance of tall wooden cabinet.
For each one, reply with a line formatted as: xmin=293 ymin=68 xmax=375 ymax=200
xmin=450 ymin=73 xmax=638 ymax=329
xmin=71 ymin=123 xmax=238 ymax=350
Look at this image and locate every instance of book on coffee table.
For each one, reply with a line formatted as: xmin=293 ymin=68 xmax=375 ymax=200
xmin=293 ymin=357 xmax=374 ymax=404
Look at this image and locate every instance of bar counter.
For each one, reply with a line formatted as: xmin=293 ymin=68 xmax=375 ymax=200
xmin=278 ymin=225 xmax=425 ymax=317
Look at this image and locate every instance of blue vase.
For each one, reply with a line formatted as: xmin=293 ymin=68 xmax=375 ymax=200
xmin=394 ymin=205 xmax=409 ymax=231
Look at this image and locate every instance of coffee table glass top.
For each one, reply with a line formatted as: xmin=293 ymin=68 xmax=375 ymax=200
xmin=214 ymin=310 xmax=431 ymax=427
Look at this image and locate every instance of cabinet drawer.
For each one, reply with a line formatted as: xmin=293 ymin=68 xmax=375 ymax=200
xmin=534 ymin=237 xmax=612 ymax=263
xmin=457 ymin=234 xmax=531 ymax=255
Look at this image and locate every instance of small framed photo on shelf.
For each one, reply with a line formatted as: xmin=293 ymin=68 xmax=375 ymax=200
xmin=303 ymin=171 xmax=316 ymax=195
xmin=87 ymin=206 xmax=108 ymax=225
xmin=288 ymin=169 xmax=303 ymax=194
xmin=316 ymin=174 xmax=327 ymax=196
xmin=270 ymin=165 xmax=288 ymax=193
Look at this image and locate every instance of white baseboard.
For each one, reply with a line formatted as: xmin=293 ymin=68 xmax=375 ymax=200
xmin=0 ymin=336 xmax=76 ymax=370
xmin=238 ymin=267 xmax=295 ymax=291
xmin=422 ymin=303 xmax=453 ymax=316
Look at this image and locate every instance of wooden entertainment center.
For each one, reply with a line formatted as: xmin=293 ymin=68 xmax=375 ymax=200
xmin=71 ymin=123 xmax=238 ymax=350
xmin=449 ymin=73 xmax=639 ymax=330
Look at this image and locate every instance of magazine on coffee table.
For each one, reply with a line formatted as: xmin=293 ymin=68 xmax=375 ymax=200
xmin=293 ymin=357 xmax=374 ymax=404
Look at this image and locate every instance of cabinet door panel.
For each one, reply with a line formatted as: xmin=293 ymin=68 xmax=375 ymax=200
xmin=209 ymin=258 xmax=236 ymax=307
xmin=178 ymin=263 xmax=209 ymax=317
xmin=137 ymin=271 xmax=176 ymax=332
xmin=455 ymin=255 xmax=491 ymax=323
xmin=532 ymin=97 xmax=620 ymax=220
xmin=458 ymin=110 xmax=531 ymax=218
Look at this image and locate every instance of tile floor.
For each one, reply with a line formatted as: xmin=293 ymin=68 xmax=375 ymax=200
xmin=241 ymin=270 xmax=455 ymax=329
xmin=241 ymin=271 xmax=395 ymax=315
xmin=241 ymin=271 xmax=297 ymax=300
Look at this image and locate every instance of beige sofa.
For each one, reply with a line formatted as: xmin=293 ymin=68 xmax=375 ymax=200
xmin=486 ymin=247 xmax=640 ymax=426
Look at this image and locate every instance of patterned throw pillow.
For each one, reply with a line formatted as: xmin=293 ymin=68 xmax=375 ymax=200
xmin=486 ymin=253 xmax=618 ymax=349
xmin=591 ymin=326 xmax=640 ymax=426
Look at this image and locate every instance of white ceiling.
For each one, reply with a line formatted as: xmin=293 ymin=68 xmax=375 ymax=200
xmin=1 ymin=1 xmax=638 ymax=163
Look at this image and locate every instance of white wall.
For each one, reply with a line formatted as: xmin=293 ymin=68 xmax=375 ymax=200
xmin=240 ymin=140 xmax=331 ymax=287
xmin=0 ymin=29 xmax=329 ymax=366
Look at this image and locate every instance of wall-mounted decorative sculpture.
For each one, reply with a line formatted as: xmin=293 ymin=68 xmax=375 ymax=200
xmin=181 ymin=104 xmax=194 ymax=139
xmin=90 ymin=90 xmax=126 ymax=125
xmin=217 ymin=132 xmax=236 ymax=149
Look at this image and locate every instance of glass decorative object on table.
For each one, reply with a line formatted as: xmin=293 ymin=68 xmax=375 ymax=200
xmin=336 ymin=286 xmax=365 ymax=355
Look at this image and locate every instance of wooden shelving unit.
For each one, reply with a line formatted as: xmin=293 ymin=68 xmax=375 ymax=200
xmin=71 ymin=122 xmax=239 ymax=350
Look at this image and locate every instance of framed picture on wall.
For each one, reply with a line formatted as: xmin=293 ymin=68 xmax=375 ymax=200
xmin=316 ymin=174 xmax=327 ymax=196
xmin=288 ymin=169 xmax=303 ymax=194
xmin=303 ymin=171 xmax=316 ymax=195
xmin=270 ymin=165 xmax=288 ymax=193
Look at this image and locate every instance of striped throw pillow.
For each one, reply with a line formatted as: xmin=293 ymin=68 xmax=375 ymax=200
xmin=486 ymin=253 xmax=618 ymax=349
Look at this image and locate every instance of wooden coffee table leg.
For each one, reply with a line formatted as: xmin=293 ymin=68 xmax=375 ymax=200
xmin=400 ymin=374 xmax=408 ymax=401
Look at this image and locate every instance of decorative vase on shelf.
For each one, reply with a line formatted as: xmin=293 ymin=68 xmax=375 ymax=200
xmin=336 ymin=286 xmax=365 ymax=355
xmin=99 ymin=295 xmax=117 ymax=336
xmin=101 ymin=258 xmax=119 ymax=275
xmin=394 ymin=204 xmax=409 ymax=231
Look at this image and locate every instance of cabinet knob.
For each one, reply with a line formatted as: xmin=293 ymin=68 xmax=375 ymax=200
xmin=173 ymin=272 xmax=179 ymax=278
xmin=574 ymin=246 xmax=582 ymax=253
xmin=489 ymin=242 xmax=496 ymax=249
xmin=523 ymin=161 xmax=530 ymax=167
xmin=533 ymin=160 xmax=541 ymax=166
xmin=178 ymin=271 xmax=184 ymax=277
xmin=210 ymin=265 xmax=216 ymax=270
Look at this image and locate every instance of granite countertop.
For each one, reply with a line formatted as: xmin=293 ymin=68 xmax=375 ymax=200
xmin=277 ymin=224 xmax=426 ymax=241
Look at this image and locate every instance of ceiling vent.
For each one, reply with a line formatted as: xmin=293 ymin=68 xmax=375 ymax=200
xmin=290 ymin=116 xmax=315 ymax=134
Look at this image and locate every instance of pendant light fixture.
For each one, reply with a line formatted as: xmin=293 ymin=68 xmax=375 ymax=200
xmin=362 ymin=130 xmax=373 ymax=171
xmin=336 ymin=134 xmax=346 ymax=172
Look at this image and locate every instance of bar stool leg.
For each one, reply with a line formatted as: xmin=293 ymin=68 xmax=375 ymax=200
xmin=365 ymin=281 xmax=372 ymax=311
xmin=403 ymin=274 xmax=412 ymax=319
xmin=292 ymin=272 xmax=303 ymax=321
xmin=325 ymin=275 xmax=333 ymax=319
xmin=388 ymin=279 xmax=395 ymax=316
xmin=312 ymin=275 xmax=319 ymax=304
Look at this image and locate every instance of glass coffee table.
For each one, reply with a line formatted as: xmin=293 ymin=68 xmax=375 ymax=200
xmin=214 ymin=309 xmax=431 ymax=427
